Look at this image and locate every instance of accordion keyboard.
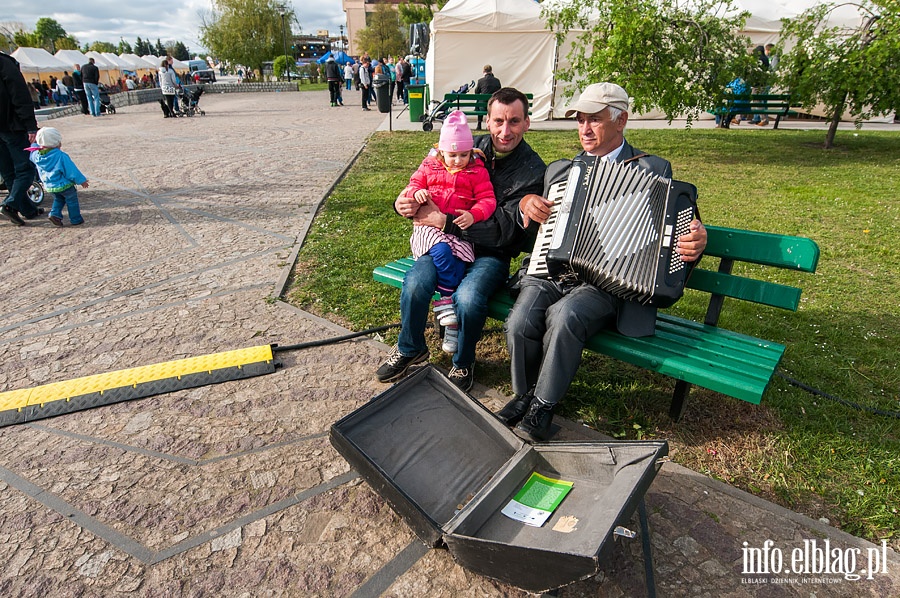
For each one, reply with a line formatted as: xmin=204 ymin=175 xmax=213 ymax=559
xmin=525 ymin=180 xmax=568 ymax=278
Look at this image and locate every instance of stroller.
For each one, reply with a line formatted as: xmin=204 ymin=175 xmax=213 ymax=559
xmin=420 ymin=80 xmax=474 ymax=132
xmin=177 ymin=86 xmax=206 ymax=117
xmin=98 ymin=84 xmax=116 ymax=114
xmin=0 ymin=165 xmax=44 ymax=209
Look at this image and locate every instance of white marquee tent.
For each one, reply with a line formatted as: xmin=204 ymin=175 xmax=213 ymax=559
xmin=425 ymin=0 xmax=557 ymax=120
xmin=54 ymin=49 xmax=90 ymax=70
xmin=10 ymin=47 xmax=70 ymax=76
xmin=425 ymin=0 xmax=874 ymax=121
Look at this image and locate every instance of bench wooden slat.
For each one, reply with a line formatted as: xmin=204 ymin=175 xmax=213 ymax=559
xmin=703 ymin=226 xmax=819 ymax=272
xmin=442 ymin=93 xmax=534 ymax=116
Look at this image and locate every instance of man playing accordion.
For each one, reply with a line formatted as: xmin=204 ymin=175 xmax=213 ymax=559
xmin=498 ymin=82 xmax=708 ymax=440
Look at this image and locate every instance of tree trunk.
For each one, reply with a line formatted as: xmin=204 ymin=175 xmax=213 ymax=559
xmin=825 ymin=111 xmax=841 ymax=149
xmin=824 ymin=93 xmax=847 ymax=149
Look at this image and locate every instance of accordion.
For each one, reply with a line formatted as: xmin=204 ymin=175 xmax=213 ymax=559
xmin=526 ymin=155 xmax=697 ymax=308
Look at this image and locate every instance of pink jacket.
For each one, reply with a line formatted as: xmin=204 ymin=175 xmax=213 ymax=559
xmin=404 ymin=152 xmax=496 ymax=223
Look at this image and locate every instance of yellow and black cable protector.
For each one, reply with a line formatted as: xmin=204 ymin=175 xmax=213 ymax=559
xmin=0 ymin=322 xmax=403 ymax=429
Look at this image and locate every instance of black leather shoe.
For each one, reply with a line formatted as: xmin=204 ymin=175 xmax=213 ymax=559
xmin=515 ymin=399 xmax=554 ymax=441
xmin=496 ymin=393 xmax=533 ymax=426
xmin=23 ymin=207 xmax=45 ymax=219
xmin=0 ymin=205 xmax=25 ymax=226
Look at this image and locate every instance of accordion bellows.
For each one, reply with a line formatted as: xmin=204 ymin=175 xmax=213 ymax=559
xmin=527 ymin=156 xmax=697 ymax=308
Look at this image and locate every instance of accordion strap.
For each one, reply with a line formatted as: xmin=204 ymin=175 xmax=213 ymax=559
xmin=621 ymin=153 xmax=649 ymax=165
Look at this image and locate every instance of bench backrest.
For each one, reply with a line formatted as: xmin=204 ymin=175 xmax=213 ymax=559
xmin=442 ymin=93 xmax=534 ymax=112
xmin=687 ymin=225 xmax=819 ymax=324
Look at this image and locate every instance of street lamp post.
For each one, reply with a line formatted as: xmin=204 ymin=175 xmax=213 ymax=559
xmin=339 ymin=24 xmax=344 ymax=53
xmin=279 ymin=5 xmax=290 ymax=82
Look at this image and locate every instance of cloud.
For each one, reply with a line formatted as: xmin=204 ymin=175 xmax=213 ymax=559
xmin=1 ymin=0 xmax=345 ymax=55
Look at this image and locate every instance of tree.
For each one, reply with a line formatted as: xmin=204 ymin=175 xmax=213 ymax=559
xmin=134 ymin=37 xmax=151 ymax=56
xmin=117 ymin=38 xmax=133 ymax=55
xmin=544 ymin=0 xmax=754 ymax=124
xmin=200 ymin=0 xmax=291 ymax=75
xmin=356 ymin=2 xmax=407 ymax=59
xmin=55 ymin=35 xmax=80 ymax=51
xmin=398 ymin=1 xmax=447 ymax=27
xmin=34 ymin=17 xmax=66 ymax=53
xmin=87 ymin=41 xmax=116 ymax=53
xmin=776 ymin=2 xmax=900 ymax=149
xmin=156 ymin=39 xmax=166 ymax=56
xmin=273 ymin=54 xmax=292 ymax=79
xmin=169 ymin=41 xmax=191 ymax=60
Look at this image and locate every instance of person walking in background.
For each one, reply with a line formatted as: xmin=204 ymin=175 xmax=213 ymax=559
xmin=359 ymin=58 xmax=371 ymax=111
xmin=324 ymin=55 xmax=342 ymax=107
xmin=395 ymin=56 xmax=408 ymax=103
xmin=27 ymin=127 xmax=89 ymax=227
xmin=159 ymin=59 xmax=179 ymax=118
xmin=0 ymin=50 xmax=43 ymax=226
xmin=473 ymin=65 xmax=501 ymax=130
xmin=81 ymin=58 xmax=101 ymax=117
xmin=343 ymin=62 xmax=353 ymax=91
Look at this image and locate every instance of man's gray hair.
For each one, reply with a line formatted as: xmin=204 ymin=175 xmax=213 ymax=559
xmin=607 ymin=105 xmax=624 ymax=122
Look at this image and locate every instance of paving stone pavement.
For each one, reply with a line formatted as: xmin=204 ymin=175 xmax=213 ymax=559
xmin=1 ymin=91 xmax=897 ymax=597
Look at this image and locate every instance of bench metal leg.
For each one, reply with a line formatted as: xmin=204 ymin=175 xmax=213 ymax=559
xmin=669 ymin=380 xmax=691 ymax=421
xmin=639 ymin=498 xmax=657 ymax=598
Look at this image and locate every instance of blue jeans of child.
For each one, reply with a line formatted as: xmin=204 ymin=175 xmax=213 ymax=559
xmin=50 ymin=186 xmax=84 ymax=224
xmin=399 ymin=254 xmax=509 ymax=369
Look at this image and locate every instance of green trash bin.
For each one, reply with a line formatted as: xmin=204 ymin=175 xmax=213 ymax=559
xmin=407 ymin=84 xmax=426 ymax=123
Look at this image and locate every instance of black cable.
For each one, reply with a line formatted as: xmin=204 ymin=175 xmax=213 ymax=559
xmin=776 ymin=371 xmax=900 ymax=419
xmin=272 ymin=322 xmax=900 ymax=420
xmin=272 ymin=322 xmax=402 ymax=353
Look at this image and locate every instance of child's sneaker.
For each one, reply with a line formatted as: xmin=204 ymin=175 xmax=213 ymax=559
xmin=432 ymin=298 xmax=458 ymax=326
xmin=442 ymin=325 xmax=459 ymax=354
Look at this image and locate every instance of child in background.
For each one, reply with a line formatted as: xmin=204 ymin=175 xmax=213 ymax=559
xmin=402 ymin=110 xmax=496 ymax=353
xmin=28 ymin=127 xmax=89 ymax=227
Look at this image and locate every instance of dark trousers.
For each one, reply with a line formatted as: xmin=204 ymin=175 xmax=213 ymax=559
xmin=0 ymin=130 xmax=40 ymax=218
xmin=505 ymin=277 xmax=618 ymax=406
xmin=328 ymin=80 xmax=341 ymax=104
xmin=75 ymin=89 xmax=89 ymax=114
xmin=360 ymin=84 xmax=369 ymax=108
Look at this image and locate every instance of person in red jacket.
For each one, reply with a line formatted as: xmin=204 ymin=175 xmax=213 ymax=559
xmin=400 ymin=110 xmax=496 ymax=353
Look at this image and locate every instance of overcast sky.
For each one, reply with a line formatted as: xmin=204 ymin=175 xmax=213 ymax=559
xmin=1 ymin=1 xmax=346 ymax=56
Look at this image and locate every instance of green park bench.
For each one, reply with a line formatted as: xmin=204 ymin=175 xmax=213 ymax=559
xmin=420 ymin=93 xmax=534 ymax=131
xmin=373 ymin=225 xmax=820 ymax=420
xmin=709 ymin=93 xmax=801 ymax=129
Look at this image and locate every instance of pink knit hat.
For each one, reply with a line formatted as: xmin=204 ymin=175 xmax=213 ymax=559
xmin=438 ymin=110 xmax=473 ymax=152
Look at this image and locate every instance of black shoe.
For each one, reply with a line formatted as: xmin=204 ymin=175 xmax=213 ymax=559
xmin=24 ymin=207 xmax=45 ymax=219
xmin=0 ymin=205 xmax=25 ymax=226
xmin=447 ymin=364 xmax=474 ymax=393
xmin=496 ymin=393 xmax=534 ymax=426
xmin=376 ymin=345 xmax=429 ymax=383
xmin=515 ymin=399 xmax=554 ymax=441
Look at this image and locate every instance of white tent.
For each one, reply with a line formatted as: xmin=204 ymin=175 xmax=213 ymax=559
xmin=102 ymin=52 xmax=135 ymax=70
xmin=84 ymin=51 xmax=116 ymax=69
xmin=54 ymin=49 xmax=90 ymax=70
xmin=425 ymin=0 xmax=557 ymax=121
xmin=736 ymin=0 xmax=867 ymax=46
xmin=120 ymin=53 xmax=156 ymax=70
xmin=143 ymin=55 xmax=162 ymax=68
xmin=10 ymin=47 xmax=70 ymax=75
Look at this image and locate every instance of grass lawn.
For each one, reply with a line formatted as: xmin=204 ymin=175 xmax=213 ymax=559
xmin=286 ymin=127 xmax=900 ymax=548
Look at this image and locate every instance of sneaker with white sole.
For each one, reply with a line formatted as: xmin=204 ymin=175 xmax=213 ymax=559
xmin=375 ymin=345 xmax=429 ymax=382
xmin=441 ymin=325 xmax=459 ymax=354
xmin=432 ymin=298 xmax=458 ymax=326
xmin=447 ymin=364 xmax=474 ymax=392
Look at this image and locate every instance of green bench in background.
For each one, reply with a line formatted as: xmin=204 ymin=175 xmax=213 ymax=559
xmin=374 ymin=225 xmax=819 ymax=420
xmin=709 ymin=93 xmax=802 ymax=129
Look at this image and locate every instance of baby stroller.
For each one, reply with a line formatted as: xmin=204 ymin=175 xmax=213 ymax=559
xmin=177 ymin=86 xmax=206 ymax=117
xmin=98 ymin=84 xmax=116 ymax=114
xmin=0 ymin=165 xmax=44 ymax=208
xmin=420 ymin=80 xmax=474 ymax=132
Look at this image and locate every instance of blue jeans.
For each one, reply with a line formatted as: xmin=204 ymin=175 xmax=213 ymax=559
xmin=50 ymin=186 xmax=83 ymax=224
xmin=84 ymin=83 xmax=101 ymax=116
xmin=399 ymin=254 xmax=509 ymax=368
xmin=0 ymin=130 xmax=40 ymax=218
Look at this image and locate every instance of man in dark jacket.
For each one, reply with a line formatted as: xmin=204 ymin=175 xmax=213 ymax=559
xmin=323 ymin=56 xmax=342 ymax=107
xmin=473 ymin=65 xmax=502 ymax=130
xmin=71 ymin=65 xmax=89 ymax=114
xmin=500 ymin=82 xmax=707 ymax=440
xmin=0 ymin=51 xmax=41 ymax=225
xmin=81 ymin=58 xmax=101 ymax=116
xmin=376 ymin=87 xmax=546 ymax=392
